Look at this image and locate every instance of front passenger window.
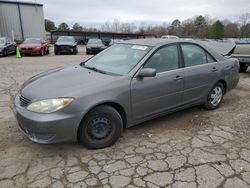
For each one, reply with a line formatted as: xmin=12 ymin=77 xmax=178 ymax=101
xmin=144 ymin=45 xmax=179 ymax=73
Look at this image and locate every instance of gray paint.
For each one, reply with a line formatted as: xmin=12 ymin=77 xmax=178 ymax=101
xmin=0 ymin=1 xmax=45 ymax=41
xmin=13 ymin=39 xmax=240 ymax=144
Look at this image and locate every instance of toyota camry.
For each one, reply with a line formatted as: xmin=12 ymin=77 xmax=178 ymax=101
xmin=13 ymin=39 xmax=239 ymax=149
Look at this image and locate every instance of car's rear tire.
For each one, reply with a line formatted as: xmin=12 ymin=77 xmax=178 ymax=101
xmin=239 ymin=64 xmax=248 ymax=72
xmin=204 ymin=82 xmax=225 ymax=110
xmin=78 ymin=105 xmax=123 ymax=149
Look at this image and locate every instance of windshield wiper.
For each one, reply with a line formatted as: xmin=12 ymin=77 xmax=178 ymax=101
xmin=83 ymin=65 xmax=108 ymax=75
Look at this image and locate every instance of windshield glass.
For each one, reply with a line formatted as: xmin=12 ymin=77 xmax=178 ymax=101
xmin=57 ymin=36 xmax=74 ymax=42
xmin=24 ymin=38 xmax=41 ymax=44
xmin=84 ymin=44 xmax=151 ymax=75
xmin=88 ymin=39 xmax=102 ymax=44
xmin=0 ymin=38 xmax=6 ymax=44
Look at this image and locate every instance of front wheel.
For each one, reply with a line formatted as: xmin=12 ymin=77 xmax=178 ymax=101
xmin=239 ymin=64 xmax=248 ymax=72
xmin=78 ymin=105 xmax=123 ymax=149
xmin=204 ymin=82 xmax=224 ymax=110
xmin=41 ymin=49 xmax=45 ymax=56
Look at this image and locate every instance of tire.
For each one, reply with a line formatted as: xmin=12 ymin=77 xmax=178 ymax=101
xmin=3 ymin=48 xmax=7 ymax=57
xmin=78 ymin=105 xmax=123 ymax=149
xmin=41 ymin=49 xmax=45 ymax=56
xmin=239 ymin=64 xmax=248 ymax=72
xmin=54 ymin=50 xmax=58 ymax=55
xmin=204 ymin=82 xmax=225 ymax=110
xmin=46 ymin=49 xmax=50 ymax=55
xmin=74 ymin=47 xmax=78 ymax=55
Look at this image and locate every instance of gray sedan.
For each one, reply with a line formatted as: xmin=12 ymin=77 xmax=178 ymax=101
xmin=13 ymin=39 xmax=240 ymax=149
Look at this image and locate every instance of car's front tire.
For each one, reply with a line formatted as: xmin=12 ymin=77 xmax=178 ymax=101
xmin=239 ymin=64 xmax=248 ymax=72
xmin=204 ymin=82 xmax=225 ymax=110
xmin=78 ymin=105 xmax=123 ymax=149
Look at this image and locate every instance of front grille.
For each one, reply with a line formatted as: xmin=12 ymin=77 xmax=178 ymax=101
xmin=20 ymin=95 xmax=32 ymax=107
xmin=22 ymin=48 xmax=33 ymax=50
xmin=58 ymin=45 xmax=71 ymax=51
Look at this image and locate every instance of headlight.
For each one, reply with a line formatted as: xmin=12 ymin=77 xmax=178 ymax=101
xmin=27 ymin=98 xmax=74 ymax=113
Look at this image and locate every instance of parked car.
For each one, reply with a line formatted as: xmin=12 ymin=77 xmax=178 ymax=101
xmin=101 ymin=37 xmax=112 ymax=46
xmin=0 ymin=37 xmax=16 ymax=56
xmin=19 ymin=38 xmax=49 ymax=56
xmin=13 ymin=39 xmax=239 ymax=149
xmin=54 ymin=36 xmax=78 ymax=55
xmin=161 ymin=35 xmax=179 ymax=39
xmin=109 ymin=39 xmax=125 ymax=46
xmin=231 ymin=40 xmax=250 ymax=72
xmin=86 ymin=38 xmax=106 ymax=54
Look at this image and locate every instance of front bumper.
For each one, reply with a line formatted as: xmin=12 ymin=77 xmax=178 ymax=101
xmin=20 ymin=48 xmax=41 ymax=55
xmin=55 ymin=46 xmax=75 ymax=54
xmin=86 ymin=48 xmax=104 ymax=54
xmin=13 ymin=94 xmax=82 ymax=144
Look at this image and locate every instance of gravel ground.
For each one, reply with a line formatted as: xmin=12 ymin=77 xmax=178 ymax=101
xmin=0 ymin=49 xmax=250 ymax=188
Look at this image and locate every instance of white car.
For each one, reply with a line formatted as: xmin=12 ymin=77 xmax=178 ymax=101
xmin=161 ymin=35 xmax=179 ymax=39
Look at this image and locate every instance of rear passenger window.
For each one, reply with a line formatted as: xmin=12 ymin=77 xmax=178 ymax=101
xmin=144 ymin=45 xmax=179 ymax=73
xmin=181 ymin=44 xmax=207 ymax=67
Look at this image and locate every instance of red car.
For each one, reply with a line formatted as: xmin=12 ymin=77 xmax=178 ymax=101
xmin=19 ymin=38 xmax=49 ymax=56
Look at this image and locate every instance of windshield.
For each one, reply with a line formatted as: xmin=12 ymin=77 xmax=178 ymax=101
xmin=84 ymin=44 xmax=152 ymax=75
xmin=24 ymin=38 xmax=41 ymax=44
xmin=0 ymin=38 xmax=6 ymax=44
xmin=88 ymin=39 xmax=102 ymax=44
xmin=57 ymin=36 xmax=74 ymax=42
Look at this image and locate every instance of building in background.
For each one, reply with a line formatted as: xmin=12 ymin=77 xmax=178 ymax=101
xmin=0 ymin=0 xmax=45 ymax=42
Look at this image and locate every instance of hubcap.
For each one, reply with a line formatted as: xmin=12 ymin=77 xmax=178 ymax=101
xmin=87 ymin=117 xmax=112 ymax=140
xmin=210 ymin=86 xmax=222 ymax=106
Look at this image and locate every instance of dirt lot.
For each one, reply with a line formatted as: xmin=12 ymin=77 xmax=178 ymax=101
xmin=0 ymin=48 xmax=250 ymax=188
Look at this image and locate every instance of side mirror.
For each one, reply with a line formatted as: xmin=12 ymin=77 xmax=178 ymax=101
xmin=137 ymin=68 xmax=156 ymax=78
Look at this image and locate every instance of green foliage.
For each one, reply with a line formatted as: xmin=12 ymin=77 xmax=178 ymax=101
xmin=58 ymin=22 xmax=70 ymax=31
xmin=44 ymin=19 xmax=57 ymax=32
xmin=72 ymin=23 xmax=83 ymax=31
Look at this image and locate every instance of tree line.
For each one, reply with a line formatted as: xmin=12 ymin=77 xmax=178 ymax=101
xmin=45 ymin=13 xmax=250 ymax=39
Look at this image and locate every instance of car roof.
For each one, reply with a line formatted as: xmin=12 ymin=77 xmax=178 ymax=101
xmin=123 ymin=38 xmax=195 ymax=47
xmin=122 ymin=38 xmax=226 ymax=61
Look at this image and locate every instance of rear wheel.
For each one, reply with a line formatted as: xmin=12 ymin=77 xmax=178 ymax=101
xmin=78 ymin=105 xmax=123 ymax=149
xmin=204 ymin=82 xmax=224 ymax=110
xmin=239 ymin=64 xmax=248 ymax=72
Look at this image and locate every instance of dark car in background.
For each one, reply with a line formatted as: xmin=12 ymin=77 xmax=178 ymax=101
xmin=0 ymin=37 xmax=16 ymax=56
xmin=101 ymin=37 xmax=112 ymax=46
xmin=86 ymin=38 xmax=106 ymax=54
xmin=54 ymin=36 xmax=78 ymax=55
xmin=19 ymin=38 xmax=49 ymax=56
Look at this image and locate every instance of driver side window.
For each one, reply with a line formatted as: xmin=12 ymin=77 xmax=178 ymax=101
xmin=144 ymin=45 xmax=179 ymax=73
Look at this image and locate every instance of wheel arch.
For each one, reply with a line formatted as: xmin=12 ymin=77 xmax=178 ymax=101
xmin=77 ymin=101 xmax=127 ymax=140
xmin=218 ymin=80 xmax=227 ymax=93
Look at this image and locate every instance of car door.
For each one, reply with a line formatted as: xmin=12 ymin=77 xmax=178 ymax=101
xmin=180 ymin=43 xmax=219 ymax=105
xmin=131 ymin=44 xmax=184 ymax=121
xmin=5 ymin=38 xmax=12 ymax=54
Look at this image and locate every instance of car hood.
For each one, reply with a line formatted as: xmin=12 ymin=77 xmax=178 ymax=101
xmin=20 ymin=65 xmax=118 ymax=100
xmin=0 ymin=44 xmax=5 ymax=48
xmin=19 ymin=44 xmax=42 ymax=48
xmin=55 ymin=42 xmax=75 ymax=46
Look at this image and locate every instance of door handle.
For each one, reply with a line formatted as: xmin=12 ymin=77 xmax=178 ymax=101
xmin=174 ymin=75 xmax=183 ymax=81
xmin=211 ymin=67 xmax=218 ymax=72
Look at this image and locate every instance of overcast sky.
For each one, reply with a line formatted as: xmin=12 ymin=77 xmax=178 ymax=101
xmin=37 ymin=0 xmax=250 ymax=27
